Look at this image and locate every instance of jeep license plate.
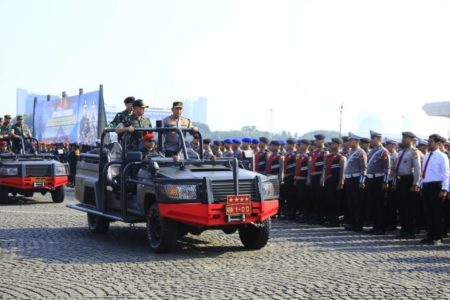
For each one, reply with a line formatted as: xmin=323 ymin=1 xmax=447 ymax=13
xmin=226 ymin=194 xmax=252 ymax=216
xmin=34 ymin=177 xmax=46 ymax=187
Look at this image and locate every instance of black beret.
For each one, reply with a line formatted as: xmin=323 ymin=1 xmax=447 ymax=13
xmin=259 ymin=137 xmax=269 ymax=144
xmin=342 ymin=136 xmax=349 ymax=142
xmin=314 ymin=134 xmax=325 ymax=140
xmin=402 ymin=131 xmax=416 ymax=139
xmin=203 ymin=138 xmax=211 ymax=144
xmin=286 ymin=138 xmax=296 ymax=145
xmin=331 ymin=137 xmax=343 ymax=144
xmin=124 ymin=96 xmax=135 ymax=104
xmin=269 ymin=140 xmax=280 ymax=146
xmin=213 ymin=140 xmax=221 ymax=146
xmin=297 ymin=139 xmax=310 ymax=145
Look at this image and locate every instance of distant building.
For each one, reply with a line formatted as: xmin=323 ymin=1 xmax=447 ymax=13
xmin=16 ymin=88 xmax=59 ymax=116
xmin=183 ymin=97 xmax=208 ymax=124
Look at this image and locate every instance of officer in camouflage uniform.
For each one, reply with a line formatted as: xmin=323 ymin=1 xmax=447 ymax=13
xmin=266 ymin=140 xmax=285 ymax=216
xmin=344 ymin=133 xmax=368 ymax=231
xmin=116 ymin=99 xmax=152 ymax=150
xmin=10 ymin=115 xmax=33 ymax=153
xmin=391 ymin=131 xmax=421 ymax=239
xmin=365 ymin=130 xmax=390 ymax=235
xmin=108 ymin=96 xmax=135 ymax=129
xmin=0 ymin=115 xmax=12 ymax=139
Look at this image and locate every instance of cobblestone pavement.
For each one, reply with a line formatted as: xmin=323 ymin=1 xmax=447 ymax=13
xmin=0 ymin=190 xmax=450 ymax=299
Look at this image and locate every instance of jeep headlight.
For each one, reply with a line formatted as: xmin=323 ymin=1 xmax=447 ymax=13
xmin=55 ymin=165 xmax=69 ymax=176
xmin=260 ymin=178 xmax=279 ymax=200
xmin=0 ymin=166 xmax=19 ymax=176
xmin=159 ymin=184 xmax=197 ymax=200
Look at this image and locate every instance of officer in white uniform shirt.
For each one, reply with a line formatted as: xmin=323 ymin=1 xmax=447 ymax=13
xmin=420 ymin=134 xmax=450 ymax=245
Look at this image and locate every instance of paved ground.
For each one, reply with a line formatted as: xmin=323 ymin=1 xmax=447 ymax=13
xmin=0 ymin=190 xmax=450 ymax=299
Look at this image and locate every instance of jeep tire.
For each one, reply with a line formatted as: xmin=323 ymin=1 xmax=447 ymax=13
xmin=238 ymin=218 xmax=271 ymax=249
xmin=0 ymin=186 xmax=8 ymax=203
xmin=147 ymin=203 xmax=178 ymax=253
xmin=51 ymin=186 xmax=65 ymax=203
xmin=87 ymin=213 xmax=110 ymax=234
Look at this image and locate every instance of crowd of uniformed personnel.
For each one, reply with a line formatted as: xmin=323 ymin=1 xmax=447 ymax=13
xmin=198 ymin=131 xmax=449 ymax=246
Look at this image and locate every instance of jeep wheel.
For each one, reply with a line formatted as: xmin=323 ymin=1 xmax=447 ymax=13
xmin=87 ymin=213 xmax=110 ymax=234
xmin=51 ymin=186 xmax=65 ymax=203
xmin=238 ymin=218 xmax=271 ymax=250
xmin=0 ymin=186 xmax=9 ymax=203
xmin=146 ymin=203 xmax=178 ymax=253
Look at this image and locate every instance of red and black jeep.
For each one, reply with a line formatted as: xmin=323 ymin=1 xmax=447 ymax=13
xmin=0 ymin=138 xmax=69 ymax=203
xmin=68 ymin=128 xmax=279 ymax=253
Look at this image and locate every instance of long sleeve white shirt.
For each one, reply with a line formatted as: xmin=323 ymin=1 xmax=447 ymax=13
xmin=421 ymin=149 xmax=450 ymax=191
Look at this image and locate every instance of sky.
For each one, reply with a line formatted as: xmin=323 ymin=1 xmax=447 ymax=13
xmin=1 ymin=0 xmax=450 ymax=138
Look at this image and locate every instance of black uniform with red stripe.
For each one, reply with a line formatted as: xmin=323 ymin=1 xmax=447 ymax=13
xmin=309 ymin=148 xmax=328 ymax=222
xmin=255 ymin=149 xmax=269 ymax=174
xmin=283 ymin=150 xmax=297 ymax=219
xmin=266 ymin=151 xmax=283 ymax=214
xmin=294 ymin=152 xmax=311 ymax=220
xmin=323 ymin=153 xmax=345 ymax=225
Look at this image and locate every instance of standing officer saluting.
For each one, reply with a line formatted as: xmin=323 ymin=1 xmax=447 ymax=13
xmin=344 ymin=133 xmax=367 ymax=231
xmin=365 ymin=130 xmax=390 ymax=235
xmin=391 ymin=131 xmax=421 ymax=239
xmin=162 ymin=101 xmax=198 ymax=158
xmin=115 ymin=99 xmax=152 ymax=150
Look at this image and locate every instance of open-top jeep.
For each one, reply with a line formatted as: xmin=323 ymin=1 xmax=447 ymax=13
xmin=68 ymin=128 xmax=279 ymax=253
xmin=0 ymin=138 xmax=69 ymax=203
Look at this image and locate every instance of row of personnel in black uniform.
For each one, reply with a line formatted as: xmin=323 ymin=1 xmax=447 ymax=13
xmin=192 ymin=131 xmax=450 ymax=246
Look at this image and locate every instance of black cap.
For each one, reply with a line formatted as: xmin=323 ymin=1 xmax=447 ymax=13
xmin=172 ymin=101 xmax=183 ymax=108
xmin=370 ymin=130 xmax=382 ymax=138
xmin=342 ymin=136 xmax=349 ymax=142
xmin=297 ymin=139 xmax=310 ymax=145
xmin=314 ymin=134 xmax=325 ymax=140
xmin=133 ymin=99 xmax=149 ymax=108
xmin=331 ymin=137 xmax=343 ymax=145
xmin=360 ymin=138 xmax=370 ymax=144
xmin=4 ymin=115 xmax=11 ymax=119
xmin=203 ymin=138 xmax=211 ymax=144
xmin=124 ymin=96 xmax=135 ymax=104
xmin=402 ymin=131 xmax=416 ymax=139
xmin=16 ymin=115 xmax=23 ymax=120
xmin=286 ymin=138 xmax=296 ymax=145
xmin=259 ymin=137 xmax=269 ymax=144
xmin=269 ymin=140 xmax=280 ymax=146
xmin=213 ymin=140 xmax=221 ymax=146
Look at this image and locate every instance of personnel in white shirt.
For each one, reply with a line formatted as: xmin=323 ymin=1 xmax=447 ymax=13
xmin=420 ymin=134 xmax=450 ymax=246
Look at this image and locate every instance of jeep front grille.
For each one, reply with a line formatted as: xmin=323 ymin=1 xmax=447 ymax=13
xmin=210 ymin=180 xmax=258 ymax=203
xmin=25 ymin=165 xmax=52 ymax=177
